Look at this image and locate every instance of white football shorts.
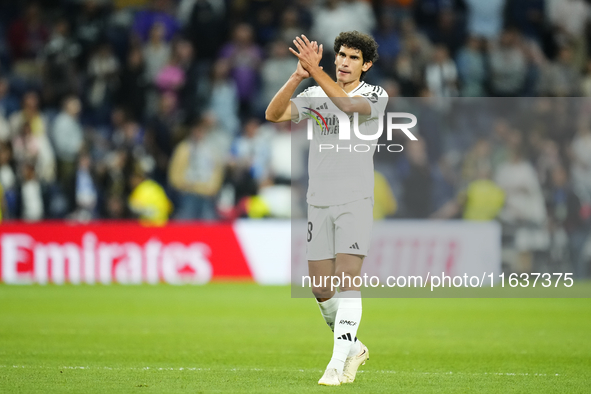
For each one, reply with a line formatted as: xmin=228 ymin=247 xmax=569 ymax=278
xmin=306 ymin=197 xmax=374 ymax=260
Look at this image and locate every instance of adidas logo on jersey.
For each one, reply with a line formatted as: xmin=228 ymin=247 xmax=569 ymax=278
xmin=349 ymin=242 xmax=360 ymax=250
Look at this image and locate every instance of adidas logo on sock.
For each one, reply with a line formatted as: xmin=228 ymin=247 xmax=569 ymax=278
xmin=337 ymin=333 xmax=358 ymax=342
xmin=349 ymin=242 xmax=360 ymax=250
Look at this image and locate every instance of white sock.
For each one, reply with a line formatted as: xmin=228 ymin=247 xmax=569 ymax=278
xmin=317 ymin=296 xmax=362 ymax=357
xmin=317 ymin=296 xmax=340 ymax=331
xmin=326 ymin=291 xmax=362 ymax=373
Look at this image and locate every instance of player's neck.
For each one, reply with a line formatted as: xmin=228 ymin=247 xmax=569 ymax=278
xmin=338 ymin=79 xmax=361 ymax=93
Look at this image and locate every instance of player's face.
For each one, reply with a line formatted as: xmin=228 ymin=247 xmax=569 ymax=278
xmin=334 ymin=46 xmax=372 ymax=83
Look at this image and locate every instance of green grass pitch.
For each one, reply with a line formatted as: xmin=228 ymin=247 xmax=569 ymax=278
xmin=0 ymin=284 xmax=590 ymax=393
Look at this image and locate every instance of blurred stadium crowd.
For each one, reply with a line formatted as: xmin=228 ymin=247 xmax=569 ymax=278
xmin=0 ymin=0 xmax=591 ymax=274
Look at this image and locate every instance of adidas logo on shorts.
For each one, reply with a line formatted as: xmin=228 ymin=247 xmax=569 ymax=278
xmin=349 ymin=242 xmax=360 ymax=250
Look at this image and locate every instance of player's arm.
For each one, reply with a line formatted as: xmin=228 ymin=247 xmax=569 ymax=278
xmin=290 ymin=35 xmax=371 ymax=115
xmin=265 ymin=43 xmax=321 ymax=123
xmin=264 ymin=72 xmax=303 ymax=123
xmin=309 ymin=70 xmax=371 ymax=115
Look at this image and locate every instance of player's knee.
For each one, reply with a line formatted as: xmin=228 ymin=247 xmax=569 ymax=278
xmin=311 ymin=285 xmax=333 ymax=300
xmin=334 ymin=271 xmax=359 ymax=291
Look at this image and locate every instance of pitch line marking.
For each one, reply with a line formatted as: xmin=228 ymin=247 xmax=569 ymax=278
xmin=0 ymin=365 xmax=560 ymax=376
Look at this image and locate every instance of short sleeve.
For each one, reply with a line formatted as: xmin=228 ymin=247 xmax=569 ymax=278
xmin=359 ymin=87 xmax=388 ymax=120
xmin=290 ymin=88 xmax=313 ymax=124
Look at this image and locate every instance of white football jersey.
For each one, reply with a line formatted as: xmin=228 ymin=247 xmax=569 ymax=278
xmin=292 ymin=81 xmax=388 ymax=206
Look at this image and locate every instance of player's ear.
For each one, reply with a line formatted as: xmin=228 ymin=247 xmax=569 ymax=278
xmin=362 ymin=61 xmax=372 ymax=72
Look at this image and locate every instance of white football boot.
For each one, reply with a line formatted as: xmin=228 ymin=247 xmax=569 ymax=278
xmin=342 ymin=342 xmax=369 ymax=383
xmin=318 ymin=368 xmax=343 ymax=386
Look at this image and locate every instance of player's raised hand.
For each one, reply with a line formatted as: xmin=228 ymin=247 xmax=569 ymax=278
xmin=290 ymin=35 xmax=323 ymax=74
xmin=293 ymin=40 xmax=323 ymax=80
xmin=294 ymin=60 xmax=311 ymax=79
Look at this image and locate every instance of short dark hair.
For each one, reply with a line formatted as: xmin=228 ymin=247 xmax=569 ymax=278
xmin=333 ymin=31 xmax=379 ymax=80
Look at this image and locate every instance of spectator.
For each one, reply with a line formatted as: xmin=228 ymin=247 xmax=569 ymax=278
xmin=373 ymin=170 xmax=397 ymax=220
xmin=19 ymin=160 xmax=44 ymax=221
xmin=310 ymin=0 xmax=374 ymax=72
xmin=12 ymin=121 xmax=55 ymax=184
xmin=504 ymin=0 xmax=545 ymax=43
xmin=41 ymin=18 xmax=80 ymax=108
xmin=413 ymin=0 xmax=452 ymax=34
xmin=145 ymin=91 xmax=181 ymax=185
xmin=231 ymin=118 xmax=271 ymax=188
xmin=51 ymin=95 xmax=84 ymax=185
xmin=399 ymin=138 xmax=433 ymax=218
xmin=73 ymin=0 xmax=110 ymax=66
xmin=571 ymin=126 xmax=591 ymax=206
xmin=393 ymin=52 xmax=420 ymax=96
xmin=425 ymin=45 xmax=458 ymax=97
xmin=154 ymin=42 xmax=188 ymax=103
xmin=545 ymin=165 xmax=585 ymax=272
xmin=176 ymin=0 xmax=198 ymax=27
xmin=432 ymin=164 xmax=505 ymax=221
xmin=185 ymin=0 xmax=227 ymax=63
xmin=488 ymin=29 xmax=528 ymax=97
xmin=456 ymin=36 xmax=487 ymax=97
xmin=430 ymin=9 xmax=464 ymax=58
xmin=373 ymin=13 xmax=402 ymax=76
xmin=461 ymin=138 xmax=493 ymax=186
xmin=311 ymin=0 xmax=350 ymax=55
xmin=71 ymin=152 xmax=98 ymax=221
xmin=132 ymin=0 xmax=179 ymax=43
xmin=142 ymin=22 xmax=171 ymax=84
xmin=534 ymin=139 xmax=562 ymax=193
xmin=0 ymin=142 xmax=17 ymax=217
xmin=219 ymin=23 xmax=263 ymax=118
xmin=113 ymin=119 xmax=144 ymax=151
xmin=538 ymin=46 xmax=581 ymax=97
xmin=342 ymin=0 xmax=377 ymax=36
xmin=546 ymin=0 xmax=590 ymax=70
xmin=399 ymin=18 xmax=433 ymax=79
xmin=116 ymin=46 xmax=148 ymax=121
xmin=8 ymin=2 xmax=49 ymax=82
xmin=495 ymin=146 xmax=547 ymax=228
xmin=104 ymin=193 xmax=128 ymax=219
xmin=0 ymin=78 xmax=19 ymax=119
xmin=464 ymin=0 xmax=506 ymax=40
xmin=0 ymin=109 xmax=10 ymax=142
xmin=98 ymin=148 xmax=133 ymax=216
xmin=260 ymin=40 xmax=298 ymax=113
xmin=9 ymin=91 xmax=47 ymax=139
xmin=168 ymin=117 xmax=224 ymax=220
xmin=128 ymin=165 xmax=172 ymax=225
xmin=268 ymin=121 xmax=292 ymax=185
xmin=278 ymin=8 xmax=306 ymax=44
xmin=86 ymin=43 xmax=120 ymax=123
xmin=495 ymin=146 xmax=548 ymax=272
xmin=207 ymin=59 xmax=240 ymax=140
xmin=253 ymin=7 xmax=276 ymax=46
xmin=581 ymin=61 xmax=591 ymax=97
xmin=172 ymin=39 xmax=200 ymax=122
